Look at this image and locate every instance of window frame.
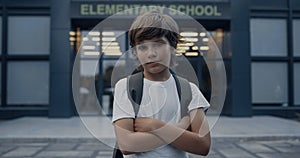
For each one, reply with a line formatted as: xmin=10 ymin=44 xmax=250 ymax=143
xmin=1 ymin=13 xmax=50 ymax=107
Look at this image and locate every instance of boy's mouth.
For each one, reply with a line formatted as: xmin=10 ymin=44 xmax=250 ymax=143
xmin=146 ymin=61 xmax=160 ymax=67
xmin=146 ymin=60 xmax=160 ymax=64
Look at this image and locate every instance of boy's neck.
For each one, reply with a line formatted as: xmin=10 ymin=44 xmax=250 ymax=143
xmin=143 ymin=69 xmax=171 ymax=81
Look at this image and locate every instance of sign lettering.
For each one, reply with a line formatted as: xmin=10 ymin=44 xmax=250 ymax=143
xmin=73 ymin=2 xmax=230 ymax=19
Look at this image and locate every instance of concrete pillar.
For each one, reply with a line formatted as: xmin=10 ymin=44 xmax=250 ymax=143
xmin=230 ymin=0 xmax=252 ymax=117
xmin=49 ymin=0 xmax=74 ymax=117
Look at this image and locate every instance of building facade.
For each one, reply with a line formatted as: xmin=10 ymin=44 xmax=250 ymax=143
xmin=0 ymin=0 xmax=299 ymax=119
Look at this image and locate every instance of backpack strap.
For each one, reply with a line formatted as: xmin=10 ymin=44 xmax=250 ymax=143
xmin=172 ymin=74 xmax=192 ymax=118
xmin=112 ymin=147 xmax=123 ymax=158
xmin=113 ymin=72 xmax=144 ymax=158
xmin=127 ymin=71 xmax=144 ymax=118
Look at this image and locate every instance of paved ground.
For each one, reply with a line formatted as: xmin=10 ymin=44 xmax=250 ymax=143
xmin=1 ymin=116 xmax=300 ymax=157
xmin=0 ymin=138 xmax=299 ymax=158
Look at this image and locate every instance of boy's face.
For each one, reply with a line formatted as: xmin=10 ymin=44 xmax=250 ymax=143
xmin=135 ymin=37 xmax=172 ymax=75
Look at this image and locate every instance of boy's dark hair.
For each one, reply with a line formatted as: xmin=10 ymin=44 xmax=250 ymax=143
xmin=129 ymin=11 xmax=181 ymax=49
xmin=128 ymin=11 xmax=182 ymax=68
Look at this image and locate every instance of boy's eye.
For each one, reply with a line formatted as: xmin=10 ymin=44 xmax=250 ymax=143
xmin=137 ymin=45 xmax=148 ymax=51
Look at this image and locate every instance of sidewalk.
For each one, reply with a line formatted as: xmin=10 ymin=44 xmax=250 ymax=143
xmin=1 ymin=116 xmax=300 ymax=158
xmin=1 ymin=116 xmax=300 ymax=139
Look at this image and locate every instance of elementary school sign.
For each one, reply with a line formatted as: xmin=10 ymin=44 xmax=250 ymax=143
xmin=71 ymin=1 xmax=230 ymax=19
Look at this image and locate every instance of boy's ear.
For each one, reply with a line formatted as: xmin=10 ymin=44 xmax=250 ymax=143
xmin=131 ymin=47 xmax=137 ymax=55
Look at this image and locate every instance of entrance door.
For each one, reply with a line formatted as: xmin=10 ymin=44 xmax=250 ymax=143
xmin=178 ymin=28 xmax=231 ymax=114
xmin=71 ymin=21 xmax=230 ymax=116
xmin=71 ymin=27 xmax=128 ymax=115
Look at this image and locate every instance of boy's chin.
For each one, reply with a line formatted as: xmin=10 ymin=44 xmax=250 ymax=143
xmin=145 ymin=66 xmax=169 ymax=75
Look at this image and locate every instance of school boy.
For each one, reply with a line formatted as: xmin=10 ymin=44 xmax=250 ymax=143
xmin=112 ymin=11 xmax=211 ymax=158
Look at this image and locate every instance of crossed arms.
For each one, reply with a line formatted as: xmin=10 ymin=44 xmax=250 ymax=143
xmin=113 ymin=108 xmax=211 ymax=156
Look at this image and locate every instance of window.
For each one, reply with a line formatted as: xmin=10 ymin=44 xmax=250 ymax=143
xmin=8 ymin=16 xmax=50 ymax=55
xmin=250 ymin=18 xmax=289 ymax=106
xmin=0 ymin=17 xmax=2 ymax=104
xmin=77 ymin=30 xmax=100 ymax=114
xmin=5 ymin=16 xmax=50 ymax=106
xmin=76 ymin=30 xmax=128 ymax=115
xmin=0 ymin=64 xmax=1 ymax=104
xmin=294 ymin=63 xmax=300 ymax=105
xmin=250 ymin=19 xmax=287 ymax=56
xmin=77 ymin=59 xmax=100 ymax=114
xmin=294 ymin=20 xmax=300 ymax=105
xmin=0 ymin=17 xmax=2 ymax=54
xmin=293 ymin=20 xmax=300 ymax=56
xmin=7 ymin=62 xmax=49 ymax=105
xmin=251 ymin=62 xmax=288 ymax=104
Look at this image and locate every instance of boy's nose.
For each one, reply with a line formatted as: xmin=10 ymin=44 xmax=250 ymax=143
xmin=147 ymin=46 xmax=157 ymax=57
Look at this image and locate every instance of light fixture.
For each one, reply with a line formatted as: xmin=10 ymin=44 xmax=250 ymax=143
xmin=203 ymin=38 xmax=209 ymax=42
xmin=178 ymin=42 xmax=194 ymax=47
xmin=184 ymin=38 xmax=198 ymax=42
xmin=69 ymin=37 xmax=76 ymax=42
xmin=92 ymin=37 xmax=101 ymax=42
xmin=199 ymin=32 xmax=206 ymax=37
xmin=102 ymin=44 xmax=119 ymax=48
xmin=180 ymin=32 xmax=198 ymax=37
xmin=82 ymin=51 xmax=100 ymax=56
xmin=82 ymin=37 xmax=88 ymax=41
xmin=82 ymin=45 xmax=96 ymax=50
xmin=176 ymin=49 xmax=186 ymax=54
xmin=185 ymin=52 xmax=198 ymax=56
xmin=102 ymin=37 xmax=116 ymax=41
xmin=177 ymin=46 xmax=189 ymax=50
xmin=88 ymin=31 xmax=101 ymax=36
xmin=69 ymin=31 xmax=76 ymax=36
xmin=103 ymin=51 xmax=122 ymax=56
xmin=102 ymin=31 xmax=115 ymax=36
xmin=200 ymin=46 xmax=209 ymax=51
xmin=102 ymin=42 xmax=119 ymax=46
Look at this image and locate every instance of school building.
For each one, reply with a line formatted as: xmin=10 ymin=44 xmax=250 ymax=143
xmin=0 ymin=0 xmax=300 ymax=119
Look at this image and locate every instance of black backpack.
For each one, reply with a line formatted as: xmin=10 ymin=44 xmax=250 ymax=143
xmin=112 ymin=71 xmax=192 ymax=158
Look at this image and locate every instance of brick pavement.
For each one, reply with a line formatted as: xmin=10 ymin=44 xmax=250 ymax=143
xmin=1 ymin=116 xmax=300 ymax=157
xmin=1 ymin=138 xmax=299 ymax=158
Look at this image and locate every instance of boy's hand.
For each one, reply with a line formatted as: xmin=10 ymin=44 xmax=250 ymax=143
xmin=134 ymin=118 xmax=164 ymax=132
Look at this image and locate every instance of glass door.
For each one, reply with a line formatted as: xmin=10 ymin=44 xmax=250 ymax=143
xmin=71 ymin=28 xmax=128 ymax=115
xmin=178 ymin=28 xmax=231 ymax=115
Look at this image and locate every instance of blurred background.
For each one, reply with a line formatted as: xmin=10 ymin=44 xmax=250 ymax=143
xmin=0 ymin=0 xmax=299 ymax=120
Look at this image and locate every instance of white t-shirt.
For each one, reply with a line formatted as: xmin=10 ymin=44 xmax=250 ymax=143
xmin=112 ymin=75 xmax=210 ymax=158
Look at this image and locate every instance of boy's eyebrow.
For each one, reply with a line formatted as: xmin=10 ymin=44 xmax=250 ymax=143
xmin=152 ymin=38 xmax=167 ymax=43
xmin=136 ymin=38 xmax=167 ymax=45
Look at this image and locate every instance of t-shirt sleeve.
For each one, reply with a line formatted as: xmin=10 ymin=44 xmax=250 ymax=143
xmin=188 ymin=82 xmax=210 ymax=112
xmin=111 ymin=78 xmax=135 ymax=123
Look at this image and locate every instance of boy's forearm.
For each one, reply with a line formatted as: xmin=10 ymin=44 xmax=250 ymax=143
xmin=176 ymin=116 xmax=191 ymax=130
xmin=116 ymin=129 xmax=166 ymax=153
xmin=117 ymin=120 xmax=190 ymax=154
xmin=150 ymin=122 xmax=210 ymax=155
